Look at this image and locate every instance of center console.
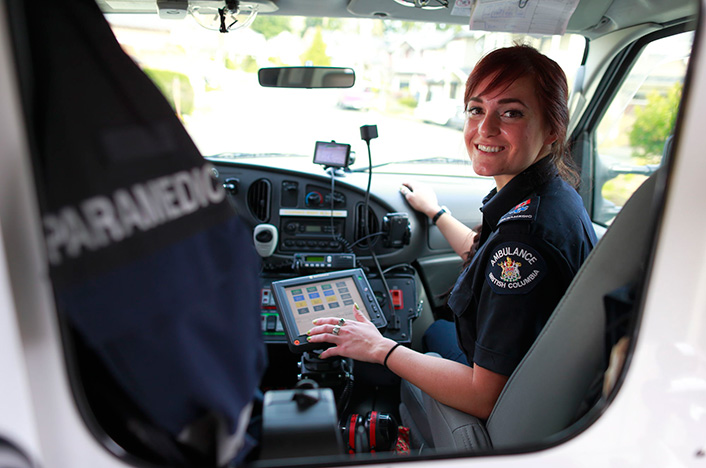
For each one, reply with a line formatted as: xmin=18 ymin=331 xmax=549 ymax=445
xmin=259 ymin=266 xmax=418 ymax=458
xmin=259 ymin=268 xmax=418 ymax=347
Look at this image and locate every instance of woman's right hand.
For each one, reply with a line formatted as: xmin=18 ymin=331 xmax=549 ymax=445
xmin=306 ymin=305 xmax=395 ymax=364
xmin=400 ymin=181 xmax=441 ymax=219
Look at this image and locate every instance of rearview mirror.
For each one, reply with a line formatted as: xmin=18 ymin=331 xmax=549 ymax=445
xmin=258 ymin=67 xmax=355 ymax=89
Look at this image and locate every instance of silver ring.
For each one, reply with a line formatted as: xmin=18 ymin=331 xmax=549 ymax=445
xmin=338 ymin=318 xmax=346 ymax=326
xmin=332 ymin=325 xmax=341 ymax=336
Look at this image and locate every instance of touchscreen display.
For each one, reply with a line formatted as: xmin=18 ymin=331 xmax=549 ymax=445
xmin=313 ymin=141 xmax=350 ymax=168
xmin=281 ymin=276 xmax=366 ymax=336
xmin=271 ymin=268 xmax=386 ymax=352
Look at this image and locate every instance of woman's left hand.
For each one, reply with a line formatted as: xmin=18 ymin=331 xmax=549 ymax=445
xmin=306 ymin=305 xmax=395 ymax=363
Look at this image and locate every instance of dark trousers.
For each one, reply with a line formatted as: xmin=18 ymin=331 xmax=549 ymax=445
xmin=422 ymin=319 xmax=469 ymax=366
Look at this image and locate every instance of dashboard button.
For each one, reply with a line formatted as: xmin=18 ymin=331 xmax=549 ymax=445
xmin=265 ymin=315 xmax=277 ymax=332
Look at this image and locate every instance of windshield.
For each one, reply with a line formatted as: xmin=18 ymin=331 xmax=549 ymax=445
xmin=107 ymin=14 xmax=585 ymax=176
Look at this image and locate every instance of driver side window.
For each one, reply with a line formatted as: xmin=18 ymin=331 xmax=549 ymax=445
xmin=593 ymin=32 xmax=693 ymax=225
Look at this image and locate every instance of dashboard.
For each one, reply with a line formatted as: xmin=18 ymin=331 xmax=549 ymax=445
xmin=213 ymin=159 xmax=423 ymax=265
xmin=209 ymin=157 xmax=494 ymax=352
xmin=210 ymin=158 xmax=493 ymax=264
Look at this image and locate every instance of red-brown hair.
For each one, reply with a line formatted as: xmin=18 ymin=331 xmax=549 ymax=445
xmin=464 ymin=44 xmax=579 ymax=187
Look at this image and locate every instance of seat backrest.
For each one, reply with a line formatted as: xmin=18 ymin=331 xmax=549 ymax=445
xmin=486 ymin=169 xmax=661 ymax=448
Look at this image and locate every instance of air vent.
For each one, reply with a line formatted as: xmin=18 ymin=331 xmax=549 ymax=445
xmin=354 ymin=203 xmax=379 ymax=248
xmin=247 ymin=178 xmax=271 ymax=222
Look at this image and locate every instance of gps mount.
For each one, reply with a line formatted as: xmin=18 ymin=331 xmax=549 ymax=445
xmin=313 ymin=140 xmax=351 ymax=174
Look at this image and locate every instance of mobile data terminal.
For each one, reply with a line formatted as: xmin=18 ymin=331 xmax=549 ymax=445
xmin=270 ymin=268 xmax=387 ymax=353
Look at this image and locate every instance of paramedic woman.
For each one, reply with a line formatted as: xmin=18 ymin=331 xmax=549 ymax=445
xmin=307 ymin=44 xmax=597 ymax=421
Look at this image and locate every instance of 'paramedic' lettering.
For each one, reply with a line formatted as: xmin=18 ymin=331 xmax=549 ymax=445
xmin=43 ymin=164 xmax=225 ymax=265
xmin=490 ymin=246 xmax=538 ymax=267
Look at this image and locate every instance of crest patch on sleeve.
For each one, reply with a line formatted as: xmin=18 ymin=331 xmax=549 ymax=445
xmin=485 ymin=241 xmax=546 ymax=295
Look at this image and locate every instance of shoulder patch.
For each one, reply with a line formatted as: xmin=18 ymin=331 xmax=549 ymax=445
xmin=485 ymin=241 xmax=546 ymax=295
xmin=497 ymin=196 xmax=539 ymax=226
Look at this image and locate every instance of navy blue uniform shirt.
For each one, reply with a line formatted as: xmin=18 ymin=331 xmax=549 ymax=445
xmin=447 ymin=157 xmax=597 ymax=376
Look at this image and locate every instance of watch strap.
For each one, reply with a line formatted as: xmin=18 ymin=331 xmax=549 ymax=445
xmin=432 ymin=207 xmax=448 ymax=225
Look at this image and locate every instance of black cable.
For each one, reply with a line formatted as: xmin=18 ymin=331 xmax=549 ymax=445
xmin=334 ymin=233 xmax=353 ymax=252
xmin=348 ymin=231 xmax=384 ymax=249
xmin=336 ymin=359 xmax=355 ymax=425
xmin=329 ymin=167 xmax=337 ymax=241
xmin=363 ymin=139 xmax=373 ymax=245
xmin=381 ymin=263 xmax=413 ymax=275
xmin=370 ymin=250 xmax=397 ymax=324
xmin=362 ymin=136 xmax=397 ymax=328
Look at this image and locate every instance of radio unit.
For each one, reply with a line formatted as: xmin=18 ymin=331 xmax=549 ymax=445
xmin=293 ymin=253 xmax=356 ymax=272
xmin=280 ymin=218 xmax=345 ymax=252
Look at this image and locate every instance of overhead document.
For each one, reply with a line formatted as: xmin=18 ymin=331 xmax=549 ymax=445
xmin=453 ymin=0 xmax=580 ymax=35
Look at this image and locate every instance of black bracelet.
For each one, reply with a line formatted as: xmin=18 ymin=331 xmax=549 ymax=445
xmin=432 ymin=207 xmax=447 ymax=225
xmin=383 ymin=343 xmax=402 ymax=369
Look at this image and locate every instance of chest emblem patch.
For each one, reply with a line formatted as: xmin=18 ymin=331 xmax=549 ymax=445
xmin=508 ymin=199 xmax=530 ymax=215
xmin=485 ymin=241 xmax=547 ymax=295
xmin=497 ymin=196 xmax=539 ymax=226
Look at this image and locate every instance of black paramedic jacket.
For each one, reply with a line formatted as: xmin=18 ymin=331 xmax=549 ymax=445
xmin=447 ymin=157 xmax=597 ymax=377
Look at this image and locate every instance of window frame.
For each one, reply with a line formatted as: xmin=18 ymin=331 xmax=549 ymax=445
xmin=571 ymin=22 xmax=695 ymax=225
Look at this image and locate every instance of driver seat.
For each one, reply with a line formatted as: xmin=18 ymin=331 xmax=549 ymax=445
xmin=415 ymin=168 xmax=662 ymax=451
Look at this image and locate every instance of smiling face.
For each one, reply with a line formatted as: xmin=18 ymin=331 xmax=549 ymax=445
xmin=464 ymin=75 xmax=557 ymax=190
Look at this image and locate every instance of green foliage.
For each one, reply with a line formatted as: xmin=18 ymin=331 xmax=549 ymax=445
xmin=436 ymin=24 xmax=462 ymax=33
xmin=398 ymin=96 xmax=418 ymax=108
xmin=143 ymin=67 xmax=194 ymax=116
xmin=305 ymin=18 xmax=323 ymax=30
xmin=241 ymin=55 xmax=259 ymax=73
xmin=602 ymin=173 xmax=648 ymax=207
xmin=224 ymin=55 xmax=238 ymax=71
xmin=629 ymin=82 xmax=682 ymax=163
xmin=304 ymin=18 xmax=342 ymax=31
xmin=251 ymin=16 xmax=292 ymax=39
xmin=267 ymin=56 xmax=285 ymax=67
xmin=325 ymin=18 xmax=343 ymax=30
xmin=300 ymin=28 xmax=331 ymax=66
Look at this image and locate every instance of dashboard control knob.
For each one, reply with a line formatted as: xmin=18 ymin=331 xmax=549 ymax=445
xmin=305 ymin=191 xmax=323 ymax=206
xmin=223 ymin=177 xmax=239 ymax=195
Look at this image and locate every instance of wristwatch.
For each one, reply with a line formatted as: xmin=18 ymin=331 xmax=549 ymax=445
xmin=432 ymin=206 xmax=450 ymax=225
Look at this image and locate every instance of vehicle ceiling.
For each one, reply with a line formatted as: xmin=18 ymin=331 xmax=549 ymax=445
xmin=96 ymin=0 xmax=698 ymax=39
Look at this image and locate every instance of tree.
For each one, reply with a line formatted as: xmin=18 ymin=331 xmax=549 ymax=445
xmin=143 ymin=68 xmax=194 ymax=116
xmin=251 ymin=16 xmax=291 ymax=39
xmin=629 ymin=82 xmax=682 ymax=163
xmin=304 ymin=18 xmax=323 ymax=30
xmin=300 ymin=27 xmax=331 ymax=66
xmin=303 ymin=17 xmax=342 ymax=31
